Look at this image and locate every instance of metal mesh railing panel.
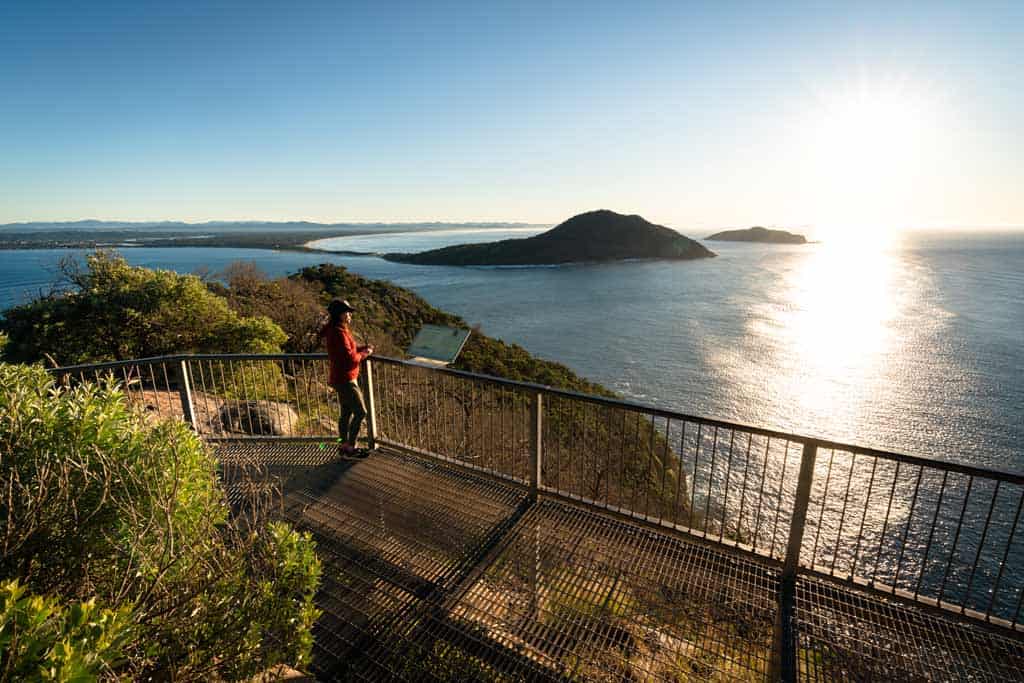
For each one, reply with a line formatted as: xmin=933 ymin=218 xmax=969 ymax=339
xmin=802 ymin=446 xmax=1024 ymax=626
xmin=794 ymin=574 xmax=1024 ymax=681
xmin=372 ymin=358 xmax=533 ymax=482
xmin=542 ymin=394 xmax=802 ymax=563
xmin=188 ymin=357 xmax=338 ymax=438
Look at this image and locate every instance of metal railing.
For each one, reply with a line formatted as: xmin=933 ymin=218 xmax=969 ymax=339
xmin=53 ymin=353 xmax=1024 ymax=678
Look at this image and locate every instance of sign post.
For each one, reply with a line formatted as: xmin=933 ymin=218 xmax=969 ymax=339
xmin=406 ymin=325 xmax=472 ymax=366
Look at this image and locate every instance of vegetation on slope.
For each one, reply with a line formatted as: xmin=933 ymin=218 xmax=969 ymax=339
xmin=385 ymin=210 xmax=715 ymax=266
xmin=0 ymin=251 xmax=611 ymax=396
xmin=283 ymin=263 xmax=615 ymax=396
xmin=0 ymin=251 xmax=285 ymax=365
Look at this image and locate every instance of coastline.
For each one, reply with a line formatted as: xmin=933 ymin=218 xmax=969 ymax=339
xmin=0 ymin=233 xmax=371 ymax=253
xmin=0 ymin=222 xmax=548 ymax=253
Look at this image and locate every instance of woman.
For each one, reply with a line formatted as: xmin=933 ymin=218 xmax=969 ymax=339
xmin=319 ymin=298 xmax=374 ymax=455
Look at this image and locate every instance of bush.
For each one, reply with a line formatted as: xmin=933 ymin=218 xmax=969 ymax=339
xmin=0 ymin=580 xmax=133 ymax=682
xmin=213 ymin=262 xmax=325 ymax=354
xmin=0 ymin=251 xmax=286 ymax=365
xmin=0 ymin=363 xmax=320 ymax=680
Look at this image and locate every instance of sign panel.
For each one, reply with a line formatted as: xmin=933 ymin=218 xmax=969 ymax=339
xmin=406 ymin=325 xmax=471 ymax=365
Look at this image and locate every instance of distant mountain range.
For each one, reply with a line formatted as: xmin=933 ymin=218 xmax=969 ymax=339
xmin=0 ymin=219 xmax=538 ymax=232
xmin=385 ymin=210 xmax=716 ymax=265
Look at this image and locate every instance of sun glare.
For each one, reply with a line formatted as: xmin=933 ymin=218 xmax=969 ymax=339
xmin=766 ymin=238 xmax=902 ymax=435
xmin=799 ymin=82 xmax=937 ymax=240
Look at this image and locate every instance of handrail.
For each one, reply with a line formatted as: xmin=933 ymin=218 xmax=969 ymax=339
xmin=50 ymin=351 xmax=1024 ymax=678
xmin=52 ymin=352 xmax=1024 ymax=484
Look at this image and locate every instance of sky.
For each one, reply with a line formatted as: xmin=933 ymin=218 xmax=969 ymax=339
xmin=1 ymin=1 xmax=1021 ymax=233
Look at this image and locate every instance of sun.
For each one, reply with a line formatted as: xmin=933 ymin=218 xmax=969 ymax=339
xmin=798 ymin=82 xmax=936 ymax=242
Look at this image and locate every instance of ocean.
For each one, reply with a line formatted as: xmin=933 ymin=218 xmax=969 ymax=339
xmin=1 ymin=228 xmax=1021 ymax=474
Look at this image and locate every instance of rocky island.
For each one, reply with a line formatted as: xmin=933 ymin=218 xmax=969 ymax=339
xmin=705 ymin=226 xmax=807 ymax=244
xmin=384 ymin=210 xmax=715 ymax=265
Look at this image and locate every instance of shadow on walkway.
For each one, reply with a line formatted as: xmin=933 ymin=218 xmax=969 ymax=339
xmin=216 ymin=442 xmax=1024 ymax=682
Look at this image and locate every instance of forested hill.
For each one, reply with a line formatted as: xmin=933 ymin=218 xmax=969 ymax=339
xmin=0 ymin=254 xmax=612 ymax=397
xmin=290 ymin=264 xmax=615 ymax=396
xmin=705 ymin=226 xmax=807 ymax=244
xmin=384 ymin=210 xmax=715 ymax=265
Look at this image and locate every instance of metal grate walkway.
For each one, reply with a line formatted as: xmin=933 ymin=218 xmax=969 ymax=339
xmin=217 ymin=442 xmax=1024 ymax=682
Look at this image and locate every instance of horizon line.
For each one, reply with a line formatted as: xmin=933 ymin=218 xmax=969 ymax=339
xmin=3 ymin=218 xmax=1024 ymax=232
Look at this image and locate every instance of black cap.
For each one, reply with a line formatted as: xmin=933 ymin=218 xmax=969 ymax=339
xmin=328 ymin=299 xmax=356 ymax=316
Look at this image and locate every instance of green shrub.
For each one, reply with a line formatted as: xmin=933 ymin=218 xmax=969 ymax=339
xmin=0 ymin=251 xmax=286 ymax=365
xmin=0 ymin=580 xmax=133 ymax=682
xmin=213 ymin=262 xmax=326 ymax=354
xmin=0 ymin=363 xmax=320 ymax=680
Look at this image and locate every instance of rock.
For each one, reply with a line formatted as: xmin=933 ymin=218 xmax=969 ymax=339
xmin=218 ymin=400 xmax=301 ymax=436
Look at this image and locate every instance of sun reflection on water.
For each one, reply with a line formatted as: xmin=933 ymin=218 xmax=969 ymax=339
xmin=759 ymin=232 xmax=907 ymax=439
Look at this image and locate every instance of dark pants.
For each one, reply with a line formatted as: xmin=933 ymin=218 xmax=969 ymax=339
xmin=334 ymin=380 xmax=367 ymax=445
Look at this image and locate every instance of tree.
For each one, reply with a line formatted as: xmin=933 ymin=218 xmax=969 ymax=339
xmin=0 ymin=251 xmax=286 ymax=365
xmin=214 ymin=262 xmax=325 ymax=353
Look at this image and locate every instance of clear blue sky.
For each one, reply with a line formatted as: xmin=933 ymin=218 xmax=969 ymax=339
xmin=2 ymin=1 xmax=1021 ymax=230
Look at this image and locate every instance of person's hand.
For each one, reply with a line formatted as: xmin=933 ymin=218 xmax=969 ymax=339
xmin=366 ymin=345 xmax=375 ymax=356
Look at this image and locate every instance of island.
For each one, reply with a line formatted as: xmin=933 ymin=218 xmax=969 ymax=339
xmin=705 ymin=226 xmax=807 ymax=244
xmin=383 ymin=210 xmax=716 ymax=265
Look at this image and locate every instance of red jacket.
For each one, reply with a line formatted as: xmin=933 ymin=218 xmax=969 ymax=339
xmin=320 ymin=323 xmax=369 ymax=385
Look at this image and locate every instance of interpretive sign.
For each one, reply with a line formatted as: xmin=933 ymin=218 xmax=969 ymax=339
xmin=406 ymin=325 xmax=471 ymax=365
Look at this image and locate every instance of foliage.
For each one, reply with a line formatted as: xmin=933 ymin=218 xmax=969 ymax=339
xmin=289 ymin=263 xmax=463 ymax=357
xmin=0 ymin=363 xmax=320 ymax=680
xmin=0 ymin=251 xmax=286 ymax=365
xmin=291 ymin=263 xmax=613 ymax=396
xmin=202 ymin=261 xmax=612 ymax=396
xmin=211 ymin=262 xmax=325 ymax=353
xmin=457 ymin=335 xmax=613 ymax=397
xmin=0 ymin=580 xmax=133 ymax=682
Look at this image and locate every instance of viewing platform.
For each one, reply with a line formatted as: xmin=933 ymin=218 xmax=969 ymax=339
xmin=56 ymin=355 xmax=1024 ymax=681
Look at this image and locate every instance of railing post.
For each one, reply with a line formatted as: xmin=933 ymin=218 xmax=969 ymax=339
xmin=177 ymin=359 xmax=196 ymax=429
xmin=364 ymin=358 xmax=378 ymax=450
xmin=529 ymin=392 xmax=543 ymax=501
xmin=771 ymin=439 xmax=818 ymax=682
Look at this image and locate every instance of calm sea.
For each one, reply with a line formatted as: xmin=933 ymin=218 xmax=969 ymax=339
xmin=1 ymin=229 xmax=1021 ymax=474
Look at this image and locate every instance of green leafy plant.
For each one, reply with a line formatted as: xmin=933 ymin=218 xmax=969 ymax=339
xmin=0 ymin=363 xmax=320 ymax=680
xmin=0 ymin=580 xmax=133 ymax=682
